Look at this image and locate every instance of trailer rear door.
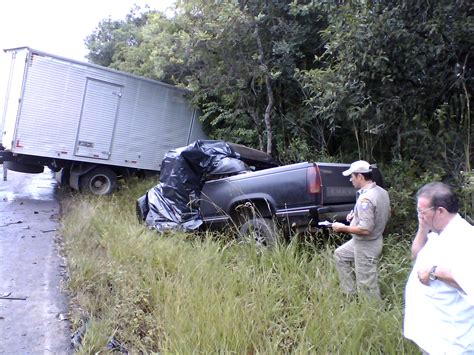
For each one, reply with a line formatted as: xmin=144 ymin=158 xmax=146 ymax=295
xmin=74 ymin=79 xmax=122 ymax=160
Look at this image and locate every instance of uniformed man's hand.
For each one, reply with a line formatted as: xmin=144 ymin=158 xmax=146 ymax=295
xmin=346 ymin=210 xmax=354 ymax=222
xmin=332 ymin=222 xmax=346 ymax=233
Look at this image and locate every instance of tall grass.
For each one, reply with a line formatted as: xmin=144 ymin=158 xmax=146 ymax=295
xmin=61 ymin=178 xmax=417 ymax=353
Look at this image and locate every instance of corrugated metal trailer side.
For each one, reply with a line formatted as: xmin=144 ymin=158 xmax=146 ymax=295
xmin=1 ymin=47 xmax=206 ymax=171
xmin=0 ymin=47 xmax=207 ymax=194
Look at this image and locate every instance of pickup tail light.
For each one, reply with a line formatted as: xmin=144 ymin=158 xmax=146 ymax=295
xmin=307 ymin=165 xmax=321 ymax=194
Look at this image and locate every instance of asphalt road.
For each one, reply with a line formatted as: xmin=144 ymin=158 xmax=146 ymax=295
xmin=0 ymin=168 xmax=70 ymax=354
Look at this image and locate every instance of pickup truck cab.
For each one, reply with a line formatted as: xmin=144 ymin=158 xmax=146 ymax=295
xmin=200 ymin=161 xmax=363 ymax=246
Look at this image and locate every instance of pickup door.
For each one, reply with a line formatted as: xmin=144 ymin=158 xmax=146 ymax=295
xmin=199 ymin=162 xmax=357 ymax=231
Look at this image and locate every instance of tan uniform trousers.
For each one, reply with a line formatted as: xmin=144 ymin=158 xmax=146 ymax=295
xmin=334 ymin=237 xmax=383 ymax=298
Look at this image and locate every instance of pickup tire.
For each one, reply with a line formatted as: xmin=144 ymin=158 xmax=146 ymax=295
xmin=80 ymin=166 xmax=117 ymax=195
xmin=238 ymin=217 xmax=277 ymax=248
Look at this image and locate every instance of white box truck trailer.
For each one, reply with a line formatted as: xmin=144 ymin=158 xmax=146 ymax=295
xmin=0 ymin=47 xmax=207 ymax=194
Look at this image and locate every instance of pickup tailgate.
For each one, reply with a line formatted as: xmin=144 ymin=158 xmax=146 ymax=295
xmin=315 ymin=163 xmax=357 ymax=222
xmin=317 ymin=163 xmax=357 ymax=205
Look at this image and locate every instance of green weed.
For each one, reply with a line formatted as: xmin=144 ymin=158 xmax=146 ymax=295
xmin=61 ymin=178 xmax=417 ymax=353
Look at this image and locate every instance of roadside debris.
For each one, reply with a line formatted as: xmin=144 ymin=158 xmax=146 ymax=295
xmin=57 ymin=313 xmax=68 ymax=321
xmin=0 ymin=292 xmax=27 ymax=301
xmin=0 ymin=220 xmax=23 ymax=227
xmin=71 ymin=320 xmax=89 ymax=350
xmin=106 ymin=336 xmax=129 ymax=353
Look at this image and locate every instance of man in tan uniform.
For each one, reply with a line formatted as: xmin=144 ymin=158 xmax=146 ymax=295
xmin=331 ymin=160 xmax=391 ymax=299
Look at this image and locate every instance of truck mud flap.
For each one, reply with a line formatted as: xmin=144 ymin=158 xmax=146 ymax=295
xmin=69 ymin=163 xmax=98 ymax=191
xmin=0 ymin=150 xmax=13 ymax=164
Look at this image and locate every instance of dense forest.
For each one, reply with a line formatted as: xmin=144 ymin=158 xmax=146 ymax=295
xmin=84 ymin=0 xmax=473 ymax=220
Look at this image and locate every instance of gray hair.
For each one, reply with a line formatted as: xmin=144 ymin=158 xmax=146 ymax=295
xmin=416 ymin=182 xmax=459 ymax=213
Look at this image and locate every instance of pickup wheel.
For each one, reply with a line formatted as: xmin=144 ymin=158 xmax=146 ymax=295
xmin=238 ymin=217 xmax=277 ymax=248
xmin=80 ymin=166 xmax=117 ymax=195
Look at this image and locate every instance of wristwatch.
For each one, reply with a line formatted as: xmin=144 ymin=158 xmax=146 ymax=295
xmin=429 ymin=266 xmax=438 ymax=281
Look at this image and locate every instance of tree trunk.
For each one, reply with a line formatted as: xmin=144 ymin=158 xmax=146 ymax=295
xmin=255 ymin=24 xmax=274 ymax=155
xmin=250 ymin=110 xmax=264 ymax=151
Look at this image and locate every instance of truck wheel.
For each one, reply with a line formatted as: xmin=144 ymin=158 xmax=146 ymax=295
xmin=80 ymin=167 xmax=117 ymax=195
xmin=238 ymin=218 xmax=277 ymax=248
xmin=4 ymin=161 xmax=44 ymax=174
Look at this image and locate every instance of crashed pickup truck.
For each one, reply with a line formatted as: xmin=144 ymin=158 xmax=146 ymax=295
xmin=200 ymin=161 xmax=358 ymax=242
xmin=137 ymin=140 xmax=382 ymax=246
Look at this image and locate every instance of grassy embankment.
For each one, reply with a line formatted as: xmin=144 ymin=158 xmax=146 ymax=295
xmin=61 ymin=178 xmax=418 ymax=353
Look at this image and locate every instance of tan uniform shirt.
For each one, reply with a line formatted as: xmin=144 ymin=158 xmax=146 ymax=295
xmin=350 ymin=182 xmax=390 ymax=241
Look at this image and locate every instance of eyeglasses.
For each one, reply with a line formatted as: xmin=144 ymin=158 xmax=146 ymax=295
xmin=416 ymin=206 xmax=435 ymax=216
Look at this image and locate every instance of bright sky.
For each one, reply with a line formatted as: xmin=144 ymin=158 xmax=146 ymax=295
xmin=0 ymin=0 xmax=176 ymax=61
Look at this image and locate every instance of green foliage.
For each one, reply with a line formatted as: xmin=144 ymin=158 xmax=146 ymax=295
xmin=85 ymin=5 xmax=154 ymax=69
xmin=85 ymin=1 xmax=472 ymax=178
xmin=298 ymin=0 xmax=473 ymax=171
xmin=276 ymin=137 xmax=338 ymax=165
xmin=62 ymin=180 xmax=417 ymax=353
xmin=458 ymin=170 xmax=474 ymax=222
xmin=84 ymin=0 xmax=472 ymax=187
xmin=381 ymin=160 xmax=443 ymax=236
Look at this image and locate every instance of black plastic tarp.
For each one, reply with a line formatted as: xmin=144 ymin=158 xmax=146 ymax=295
xmin=136 ymin=140 xmax=266 ymax=232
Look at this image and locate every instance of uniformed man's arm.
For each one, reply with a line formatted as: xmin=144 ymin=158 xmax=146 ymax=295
xmin=356 ymin=198 xmax=375 ymax=230
xmin=332 ymin=197 xmax=374 ymax=236
xmin=332 ymin=223 xmax=370 ymax=236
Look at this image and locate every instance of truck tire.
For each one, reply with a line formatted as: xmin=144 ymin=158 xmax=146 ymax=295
xmin=238 ymin=217 xmax=277 ymax=248
xmin=4 ymin=161 xmax=44 ymax=174
xmin=80 ymin=166 xmax=117 ymax=195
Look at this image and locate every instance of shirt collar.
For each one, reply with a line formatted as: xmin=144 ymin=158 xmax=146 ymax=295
xmin=358 ymin=182 xmax=376 ymax=195
xmin=437 ymin=213 xmax=462 ymax=236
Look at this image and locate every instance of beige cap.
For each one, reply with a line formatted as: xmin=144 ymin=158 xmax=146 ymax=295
xmin=342 ymin=160 xmax=372 ymax=176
